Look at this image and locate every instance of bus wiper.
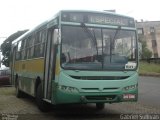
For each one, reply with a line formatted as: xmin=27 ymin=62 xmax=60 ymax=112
xmin=110 ymin=26 xmax=121 ymax=62
xmin=112 ymin=26 xmax=121 ymax=42
xmin=81 ymin=23 xmax=98 ymax=56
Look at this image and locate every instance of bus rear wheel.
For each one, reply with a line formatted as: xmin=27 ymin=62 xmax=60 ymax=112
xmin=96 ymin=103 xmax=105 ymax=110
xmin=15 ymin=78 xmax=24 ymax=98
xmin=36 ymin=83 xmax=51 ymax=112
xmin=16 ymin=85 xmax=24 ymax=98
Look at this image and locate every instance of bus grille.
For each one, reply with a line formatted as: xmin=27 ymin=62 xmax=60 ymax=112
xmin=70 ymin=76 xmax=129 ymax=80
xmin=82 ymin=87 xmax=119 ymax=91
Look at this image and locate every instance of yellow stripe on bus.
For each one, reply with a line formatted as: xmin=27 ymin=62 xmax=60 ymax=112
xmin=14 ymin=58 xmax=44 ymax=73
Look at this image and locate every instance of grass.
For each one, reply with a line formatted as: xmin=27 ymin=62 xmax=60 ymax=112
xmin=139 ymin=61 xmax=160 ymax=74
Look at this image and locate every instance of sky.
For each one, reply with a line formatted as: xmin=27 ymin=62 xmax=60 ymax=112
xmin=0 ymin=0 xmax=160 ymax=68
xmin=0 ymin=0 xmax=160 ymax=43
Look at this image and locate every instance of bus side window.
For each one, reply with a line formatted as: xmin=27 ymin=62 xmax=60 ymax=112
xmin=30 ymin=37 xmax=35 ymax=58
xmin=34 ymin=31 xmax=41 ymax=58
xmin=21 ymin=39 xmax=26 ymax=60
xmin=16 ymin=41 xmax=22 ymax=60
xmin=26 ymin=36 xmax=34 ymax=59
xmin=17 ymin=41 xmax=22 ymax=51
xmin=40 ymin=30 xmax=46 ymax=57
xmin=34 ymin=30 xmax=46 ymax=58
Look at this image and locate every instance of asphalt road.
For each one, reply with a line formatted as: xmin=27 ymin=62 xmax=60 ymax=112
xmin=138 ymin=76 xmax=160 ymax=109
xmin=0 ymin=76 xmax=160 ymax=120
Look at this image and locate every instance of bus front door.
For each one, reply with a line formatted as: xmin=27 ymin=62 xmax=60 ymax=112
xmin=44 ymin=29 xmax=57 ymax=102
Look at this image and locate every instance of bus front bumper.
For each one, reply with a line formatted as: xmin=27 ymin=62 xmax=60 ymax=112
xmin=53 ymin=89 xmax=138 ymax=104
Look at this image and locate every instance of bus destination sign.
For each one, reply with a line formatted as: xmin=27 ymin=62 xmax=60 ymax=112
xmin=88 ymin=15 xmax=130 ymax=26
xmin=61 ymin=12 xmax=135 ymax=27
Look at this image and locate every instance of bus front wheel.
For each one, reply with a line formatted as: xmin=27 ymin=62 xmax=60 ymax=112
xmin=96 ymin=103 xmax=105 ymax=110
xmin=36 ymin=83 xmax=51 ymax=112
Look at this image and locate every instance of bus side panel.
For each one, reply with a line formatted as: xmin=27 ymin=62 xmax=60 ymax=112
xmin=14 ymin=58 xmax=44 ymax=96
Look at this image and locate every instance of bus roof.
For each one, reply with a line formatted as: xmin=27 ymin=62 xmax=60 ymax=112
xmin=59 ymin=10 xmax=134 ymax=19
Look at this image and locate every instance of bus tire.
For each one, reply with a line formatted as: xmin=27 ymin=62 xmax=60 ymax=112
xmin=15 ymin=78 xmax=24 ymax=98
xmin=96 ymin=103 xmax=105 ymax=110
xmin=36 ymin=83 xmax=51 ymax=112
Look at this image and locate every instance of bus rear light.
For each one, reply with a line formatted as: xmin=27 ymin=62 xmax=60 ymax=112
xmin=123 ymin=94 xmax=135 ymax=99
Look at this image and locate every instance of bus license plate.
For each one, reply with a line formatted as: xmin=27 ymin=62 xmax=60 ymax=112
xmin=123 ymin=94 xmax=135 ymax=99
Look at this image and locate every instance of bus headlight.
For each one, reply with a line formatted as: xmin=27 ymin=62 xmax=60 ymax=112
xmin=123 ymin=84 xmax=138 ymax=91
xmin=58 ymin=85 xmax=79 ymax=93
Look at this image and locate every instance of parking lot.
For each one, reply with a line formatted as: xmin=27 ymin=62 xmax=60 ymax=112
xmin=0 ymin=82 xmax=160 ymax=120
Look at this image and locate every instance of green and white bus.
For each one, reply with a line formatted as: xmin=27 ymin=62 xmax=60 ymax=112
xmin=10 ymin=10 xmax=138 ymax=111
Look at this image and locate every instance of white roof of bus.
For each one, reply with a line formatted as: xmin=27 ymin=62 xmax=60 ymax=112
xmin=59 ymin=10 xmax=134 ymax=20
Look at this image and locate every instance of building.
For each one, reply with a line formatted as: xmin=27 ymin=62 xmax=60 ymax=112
xmin=136 ymin=21 xmax=160 ymax=58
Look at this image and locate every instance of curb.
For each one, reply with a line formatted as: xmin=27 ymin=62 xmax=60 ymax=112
xmin=139 ymin=73 xmax=160 ymax=77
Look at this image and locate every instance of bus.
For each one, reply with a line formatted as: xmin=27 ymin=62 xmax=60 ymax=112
xmin=10 ymin=10 xmax=138 ymax=111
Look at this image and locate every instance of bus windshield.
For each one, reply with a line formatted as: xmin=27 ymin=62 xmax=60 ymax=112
xmin=61 ymin=25 xmax=137 ymax=70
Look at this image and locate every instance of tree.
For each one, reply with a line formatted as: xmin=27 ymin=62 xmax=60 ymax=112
xmin=0 ymin=30 xmax=28 ymax=67
xmin=138 ymin=37 xmax=152 ymax=59
xmin=143 ymin=47 xmax=152 ymax=59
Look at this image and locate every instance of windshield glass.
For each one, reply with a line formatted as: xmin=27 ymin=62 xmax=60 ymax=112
xmin=61 ymin=25 xmax=137 ymax=70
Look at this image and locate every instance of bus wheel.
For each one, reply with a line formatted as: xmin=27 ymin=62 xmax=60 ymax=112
xmin=16 ymin=86 xmax=24 ymax=98
xmin=36 ymin=83 xmax=51 ymax=112
xmin=15 ymin=79 xmax=24 ymax=98
xmin=96 ymin=103 xmax=105 ymax=110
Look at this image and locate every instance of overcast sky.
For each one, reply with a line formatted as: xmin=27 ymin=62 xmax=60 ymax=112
xmin=0 ymin=0 xmax=160 ymax=43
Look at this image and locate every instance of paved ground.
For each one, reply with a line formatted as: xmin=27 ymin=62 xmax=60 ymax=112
xmin=0 ymin=76 xmax=160 ymax=120
xmin=138 ymin=76 xmax=160 ymax=109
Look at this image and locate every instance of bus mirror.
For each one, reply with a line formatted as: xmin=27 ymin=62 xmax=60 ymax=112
xmin=53 ymin=29 xmax=61 ymax=44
